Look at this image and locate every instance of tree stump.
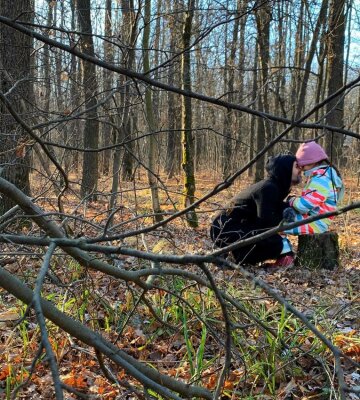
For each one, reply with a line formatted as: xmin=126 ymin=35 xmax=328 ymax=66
xmin=296 ymin=232 xmax=340 ymax=270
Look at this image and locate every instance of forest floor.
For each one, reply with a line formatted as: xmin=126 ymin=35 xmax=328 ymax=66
xmin=0 ymin=170 xmax=359 ymax=399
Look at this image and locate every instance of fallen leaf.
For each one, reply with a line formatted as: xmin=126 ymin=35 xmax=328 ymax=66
xmin=0 ymin=310 xmax=20 ymax=321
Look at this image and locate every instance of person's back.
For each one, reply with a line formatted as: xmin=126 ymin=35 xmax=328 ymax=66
xmin=210 ymin=154 xmax=299 ymax=265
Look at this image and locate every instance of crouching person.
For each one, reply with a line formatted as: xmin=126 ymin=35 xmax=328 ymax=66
xmin=210 ymin=155 xmax=301 ymax=267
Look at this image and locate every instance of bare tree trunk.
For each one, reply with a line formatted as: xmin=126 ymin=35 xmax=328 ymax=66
xmin=254 ymin=3 xmax=271 ymax=181
xmin=120 ymin=0 xmax=137 ymax=182
xmin=292 ymin=0 xmax=328 ymax=146
xmin=69 ymin=0 xmax=80 ymax=171
xmin=165 ymin=1 xmax=181 ymax=177
xmin=143 ymin=0 xmax=163 ymax=222
xmin=234 ymin=0 xmax=248 ymax=163
xmin=78 ymin=0 xmax=99 ymax=201
xmin=0 ymin=0 xmax=33 ymax=213
xmin=109 ymin=0 xmax=138 ymax=210
xmin=288 ymin=0 xmax=305 ymax=151
xmin=181 ymin=0 xmax=198 ymax=227
xmin=38 ymin=0 xmax=54 ymax=173
xmin=222 ymin=0 xmax=240 ymax=179
xmin=325 ymin=0 xmax=346 ymax=165
xmin=43 ymin=0 xmax=53 ymax=116
xmin=248 ymin=42 xmax=258 ymax=179
xmin=101 ymin=0 xmax=113 ymax=176
xmin=314 ymin=19 xmax=328 ymax=124
xmin=273 ymin=0 xmax=287 ymax=124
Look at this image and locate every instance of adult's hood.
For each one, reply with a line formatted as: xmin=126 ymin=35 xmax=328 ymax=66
xmin=265 ymin=154 xmax=296 ymax=197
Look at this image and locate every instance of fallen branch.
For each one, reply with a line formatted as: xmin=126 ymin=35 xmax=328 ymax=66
xmin=0 ymin=266 xmax=212 ymax=399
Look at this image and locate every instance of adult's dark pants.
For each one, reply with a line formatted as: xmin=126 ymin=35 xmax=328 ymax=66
xmin=210 ymin=213 xmax=283 ymax=265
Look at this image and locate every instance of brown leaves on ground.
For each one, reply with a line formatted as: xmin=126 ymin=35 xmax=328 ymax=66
xmin=0 ymin=173 xmax=359 ymax=398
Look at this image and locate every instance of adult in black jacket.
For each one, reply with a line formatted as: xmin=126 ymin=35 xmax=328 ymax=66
xmin=210 ymin=155 xmax=300 ymax=265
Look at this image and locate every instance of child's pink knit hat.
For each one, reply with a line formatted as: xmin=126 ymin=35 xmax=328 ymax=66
xmin=295 ymin=141 xmax=329 ymax=167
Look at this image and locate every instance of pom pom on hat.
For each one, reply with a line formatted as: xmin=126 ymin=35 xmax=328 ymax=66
xmin=295 ymin=141 xmax=329 ymax=167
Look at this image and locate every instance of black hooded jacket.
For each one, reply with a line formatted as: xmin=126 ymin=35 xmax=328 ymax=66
xmin=210 ymin=155 xmax=296 ymax=264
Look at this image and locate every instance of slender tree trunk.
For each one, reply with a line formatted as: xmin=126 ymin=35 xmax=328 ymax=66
xmin=314 ymin=19 xmax=328 ymax=124
xmin=254 ymin=3 xmax=271 ymax=181
xmin=78 ymin=0 xmax=99 ymax=200
xmin=181 ymin=0 xmax=198 ymax=227
xmin=235 ymin=0 xmax=248 ymax=162
xmin=291 ymin=0 xmax=328 ymax=146
xmin=143 ymin=0 xmax=163 ymax=222
xmin=120 ymin=0 xmax=137 ymax=181
xmin=44 ymin=0 xmax=53 ymax=116
xmin=248 ymin=43 xmax=258 ymax=178
xmin=38 ymin=0 xmax=54 ymax=173
xmin=102 ymin=0 xmax=113 ymax=176
xmin=288 ymin=0 xmax=305 ymax=150
xmin=69 ymin=0 xmax=80 ymax=171
xmin=325 ymin=0 xmax=346 ymax=165
xmin=222 ymin=0 xmax=240 ymax=179
xmin=273 ymin=0 xmax=286 ymax=124
xmin=165 ymin=1 xmax=181 ymax=177
xmin=109 ymin=0 xmax=138 ymax=210
xmin=255 ymin=2 xmax=272 ymax=152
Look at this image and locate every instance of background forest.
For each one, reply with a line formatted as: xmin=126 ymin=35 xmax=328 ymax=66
xmin=0 ymin=0 xmax=359 ymax=399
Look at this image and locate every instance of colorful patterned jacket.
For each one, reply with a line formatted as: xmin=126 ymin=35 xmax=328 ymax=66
xmin=288 ymin=164 xmax=344 ymax=234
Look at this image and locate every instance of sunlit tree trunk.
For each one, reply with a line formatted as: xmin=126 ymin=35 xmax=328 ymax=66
xmin=109 ymin=0 xmax=138 ymax=210
xmin=222 ymin=0 xmax=240 ymax=179
xmin=181 ymin=0 xmax=198 ymax=227
xmin=78 ymin=0 xmax=99 ymax=200
xmin=293 ymin=0 xmax=328 ymax=144
xmin=0 ymin=0 xmax=33 ymax=213
xmin=314 ymin=18 xmax=328 ymax=123
xmin=273 ymin=0 xmax=287 ymax=124
xmin=143 ymin=0 xmax=163 ymax=222
xmin=234 ymin=0 xmax=248 ymax=164
xmin=325 ymin=0 xmax=346 ymax=165
xmin=288 ymin=0 xmax=305 ymax=151
xmin=254 ymin=2 xmax=271 ymax=181
xmin=165 ymin=1 xmax=181 ymax=178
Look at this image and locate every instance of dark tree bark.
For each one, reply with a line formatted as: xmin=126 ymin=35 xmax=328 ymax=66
xmin=78 ymin=0 xmax=99 ymax=201
xmin=248 ymin=42 xmax=258 ymax=179
xmin=222 ymin=0 xmax=240 ymax=179
xmin=69 ymin=0 xmax=81 ymax=171
xmin=0 ymin=0 xmax=33 ymax=213
xmin=289 ymin=0 xmax=305 ymax=151
xmin=102 ymin=0 xmax=113 ymax=176
xmin=109 ymin=0 xmax=138 ymax=210
xmin=165 ymin=1 xmax=181 ymax=178
xmin=254 ymin=2 xmax=271 ymax=181
xmin=234 ymin=0 xmax=249 ymax=163
xmin=120 ymin=0 xmax=137 ymax=182
xmin=181 ymin=0 xmax=198 ymax=227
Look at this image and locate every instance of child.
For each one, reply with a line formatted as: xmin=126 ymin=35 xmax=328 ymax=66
xmin=284 ymin=141 xmax=344 ymax=235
